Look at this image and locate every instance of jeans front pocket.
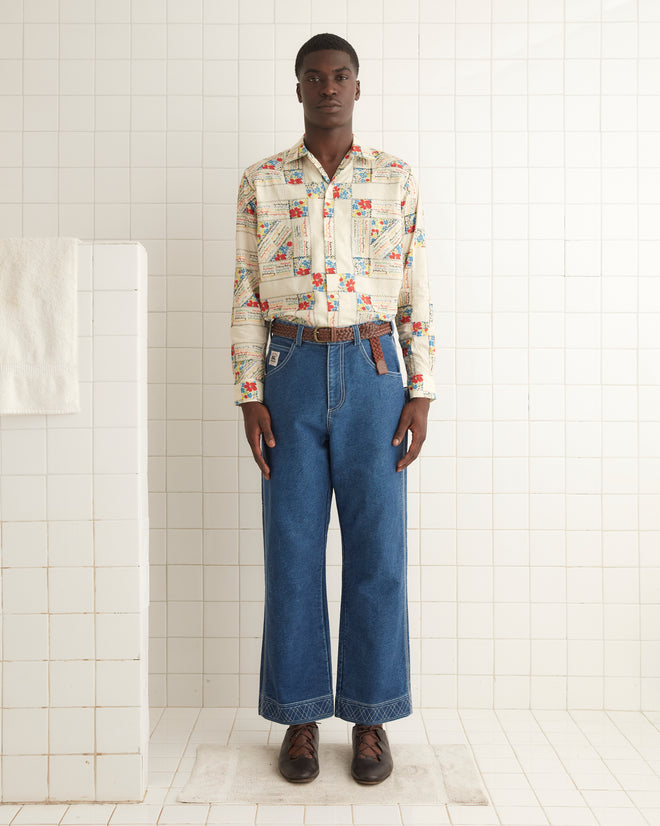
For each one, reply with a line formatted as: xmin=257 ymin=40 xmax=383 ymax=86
xmin=358 ymin=332 xmax=403 ymax=377
xmin=264 ymin=336 xmax=296 ymax=378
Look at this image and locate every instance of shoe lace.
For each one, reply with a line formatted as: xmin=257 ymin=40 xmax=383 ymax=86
xmin=355 ymin=724 xmax=383 ymax=761
xmin=287 ymin=722 xmax=317 ymax=760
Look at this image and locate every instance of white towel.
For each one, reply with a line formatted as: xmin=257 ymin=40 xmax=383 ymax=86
xmin=0 ymin=237 xmax=80 ymax=414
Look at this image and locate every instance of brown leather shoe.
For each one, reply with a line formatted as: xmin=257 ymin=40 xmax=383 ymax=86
xmin=351 ymin=724 xmax=393 ymax=784
xmin=278 ymin=721 xmax=319 ymax=783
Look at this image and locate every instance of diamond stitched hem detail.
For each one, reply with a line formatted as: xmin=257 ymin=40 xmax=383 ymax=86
xmin=335 ymin=695 xmax=412 ymax=725
xmin=259 ymin=694 xmax=334 ymax=724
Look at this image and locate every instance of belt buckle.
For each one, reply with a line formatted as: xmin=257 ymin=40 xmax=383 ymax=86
xmin=313 ymin=326 xmax=322 ymax=343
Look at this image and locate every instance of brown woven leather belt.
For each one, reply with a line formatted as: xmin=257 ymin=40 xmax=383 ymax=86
xmin=270 ymin=320 xmax=392 ymax=375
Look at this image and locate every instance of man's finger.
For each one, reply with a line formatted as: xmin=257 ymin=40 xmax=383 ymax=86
xmin=241 ymin=402 xmax=275 ymax=479
xmin=249 ymin=438 xmax=271 ymax=479
xmin=246 ymin=425 xmax=272 ymax=479
xmin=396 ymin=433 xmax=421 ymax=472
xmin=392 ymin=413 xmax=411 ymax=446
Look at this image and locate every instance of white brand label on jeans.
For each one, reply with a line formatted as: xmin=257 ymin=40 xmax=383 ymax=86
xmin=269 ymin=351 xmax=280 ymax=366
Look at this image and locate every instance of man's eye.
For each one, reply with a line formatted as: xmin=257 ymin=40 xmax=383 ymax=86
xmin=336 ymin=75 xmax=348 ymax=81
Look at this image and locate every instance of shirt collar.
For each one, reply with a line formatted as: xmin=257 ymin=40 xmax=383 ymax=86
xmin=282 ymin=136 xmax=377 ymax=166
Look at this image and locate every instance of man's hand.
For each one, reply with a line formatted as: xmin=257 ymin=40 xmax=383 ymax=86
xmin=392 ymin=397 xmax=431 ymax=473
xmin=241 ymin=401 xmax=275 ymax=480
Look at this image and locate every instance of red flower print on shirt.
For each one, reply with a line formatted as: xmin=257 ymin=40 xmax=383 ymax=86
xmin=345 ymin=278 xmax=355 ymax=292
xmin=358 ymin=199 xmax=371 ymax=210
xmin=290 ymin=206 xmax=303 ymax=218
xmin=312 ymin=273 xmax=323 ymax=287
xmin=296 ymin=266 xmax=310 ymax=276
xmin=332 ymin=185 xmax=340 ymax=199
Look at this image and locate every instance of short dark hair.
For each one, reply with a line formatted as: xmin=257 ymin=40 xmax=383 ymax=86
xmin=295 ymin=33 xmax=360 ymax=79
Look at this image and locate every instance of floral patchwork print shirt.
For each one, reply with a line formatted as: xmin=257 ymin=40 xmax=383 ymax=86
xmin=231 ymin=136 xmax=436 ymax=404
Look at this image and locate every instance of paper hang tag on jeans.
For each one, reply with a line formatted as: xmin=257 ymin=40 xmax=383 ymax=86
xmin=269 ymin=350 xmax=280 ymax=366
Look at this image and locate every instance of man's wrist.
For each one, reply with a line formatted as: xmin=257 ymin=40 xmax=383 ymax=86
xmin=407 ymin=396 xmax=431 ymax=409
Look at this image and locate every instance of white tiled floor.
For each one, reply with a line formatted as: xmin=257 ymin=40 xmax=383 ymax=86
xmin=2 ymin=707 xmax=660 ymax=825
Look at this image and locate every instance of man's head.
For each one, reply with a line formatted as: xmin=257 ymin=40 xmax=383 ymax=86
xmin=295 ymin=33 xmax=359 ymax=80
xmin=295 ymin=33 xmax=361 ymax=132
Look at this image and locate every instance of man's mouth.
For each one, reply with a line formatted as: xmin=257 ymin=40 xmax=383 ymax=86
xmin=318 ymin=103 xmax=340 ymax=110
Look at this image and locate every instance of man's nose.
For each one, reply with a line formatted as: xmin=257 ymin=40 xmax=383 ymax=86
xmin=320 ymin=79 xmax=337 ymax=96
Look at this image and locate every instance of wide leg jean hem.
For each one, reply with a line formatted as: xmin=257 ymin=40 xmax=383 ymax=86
xmin=334 ymin=693 xmax=412 ymax=725
xmin=259 ymin=693 xmax=335 ymax=725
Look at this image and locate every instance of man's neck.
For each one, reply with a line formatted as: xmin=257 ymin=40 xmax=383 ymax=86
xmin=303 ymin=124 xmax=354 ymax=180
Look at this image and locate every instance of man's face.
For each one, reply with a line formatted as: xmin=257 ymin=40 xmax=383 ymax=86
xmin=296 ymin=49 xmax=360 ymax=130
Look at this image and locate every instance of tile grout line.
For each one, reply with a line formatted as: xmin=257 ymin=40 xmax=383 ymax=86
xmin=453 ymin=709 xmax=502 ymax=825
xmin=530 ymin=708 xmax=601 ymax=824
xmin=571 ymin=708 xmax=653 ymax=824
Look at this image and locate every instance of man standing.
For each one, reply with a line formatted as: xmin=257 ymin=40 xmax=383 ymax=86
xmin=231 ymin=33 xmax=435 ymax=785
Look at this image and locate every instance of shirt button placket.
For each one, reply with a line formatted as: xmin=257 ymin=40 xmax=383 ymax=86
xmin=324 ymin=185 xmax=338 ymax=301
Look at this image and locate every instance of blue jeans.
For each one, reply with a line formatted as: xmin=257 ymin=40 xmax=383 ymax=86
xmin=259 ymin=320 xmax=412 ymax=725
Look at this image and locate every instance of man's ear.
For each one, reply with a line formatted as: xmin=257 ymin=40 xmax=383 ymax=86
xmin=355 ymin=79 xmax=360 ymax=101
xmin=296 ymin=82 xmax=302 ymax=102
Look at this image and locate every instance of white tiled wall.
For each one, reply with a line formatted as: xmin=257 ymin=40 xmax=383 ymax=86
xmin=1 ymin=0 xmax=659 ymax=715
xmin=0 ymin=242 xmax=149 ymax=801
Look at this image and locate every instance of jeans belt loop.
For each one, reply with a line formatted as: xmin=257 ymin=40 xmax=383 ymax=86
xmin=368 ymin=324 xmax=388 ymax=375
xmin=295 ymin=323 xmax=304 ymax=346
xmin=352 ymin=323 xmax=360 ymax=346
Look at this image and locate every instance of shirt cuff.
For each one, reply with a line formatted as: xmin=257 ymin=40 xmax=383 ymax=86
xmin=234 ymin=379 xmax=264 ymax=405
xmin=408 ymin=374 xmax=436 ymax=401
xmin=409 ymin=389 xmax=436 ymax=401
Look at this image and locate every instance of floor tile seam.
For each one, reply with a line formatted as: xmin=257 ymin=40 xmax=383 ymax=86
xmin=498 ymin=709 xmax=591 ymax=826
xmin=150 ymin=708 xmax=167 ymax=739
xmin=154 ymin=707 xmax=205 ymax=826
xmin=607 ymin=710 xmax=660 ymax=763
xmin=451 ymin=710 xmax=503 ymax=825
xmin=9 ymin=801 xmax=92 ymax=826
xmin=417 ymin=710 xmax=435 ymax=746
xmin=532 ymin=709 xmax=643 ymax=821
xmin=597 ymin=710 xmax=660 ymax=823
xmin=642 ymin=710 xmax=660 ymax=743
xmin=228 ymin=708 xmax=260 ymax=747
xmin=567 ymin=709 xmax=655 ymax=820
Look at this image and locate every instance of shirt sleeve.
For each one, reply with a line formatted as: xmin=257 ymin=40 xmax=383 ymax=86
xmin=395 ymin=170 xmax=436 ymax=400
xmin=230 ymin=171 xmax=269 ymax=405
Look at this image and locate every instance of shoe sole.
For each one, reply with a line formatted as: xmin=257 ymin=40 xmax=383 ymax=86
xmin=281 ymin=771 xmax=319 ymax=783
xmin=351 ymin=770 xmax=392 ymax=785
